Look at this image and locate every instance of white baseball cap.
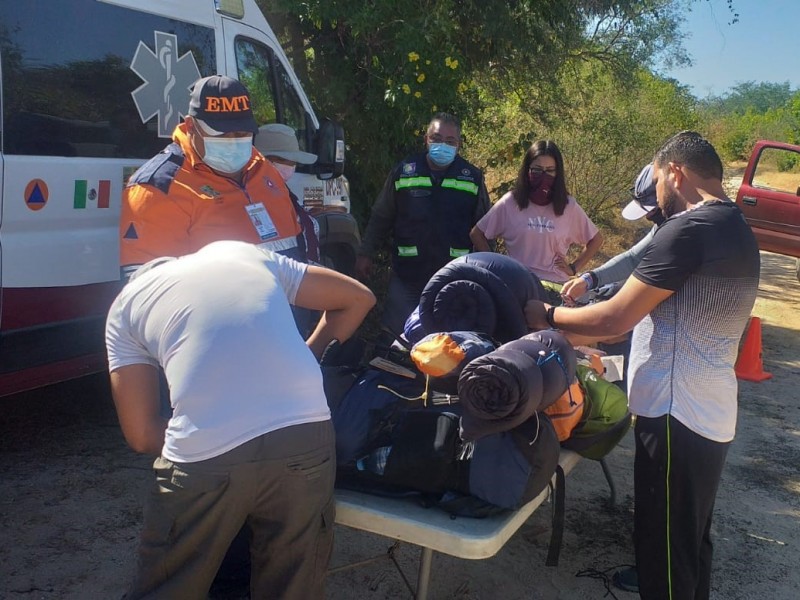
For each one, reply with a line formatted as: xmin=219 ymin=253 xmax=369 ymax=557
xmin=621 ymin=163 xmax=658 ymax=220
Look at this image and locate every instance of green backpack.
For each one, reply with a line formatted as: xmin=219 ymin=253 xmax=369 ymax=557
xmin=561 ymin=364 xmax=633 ymax=460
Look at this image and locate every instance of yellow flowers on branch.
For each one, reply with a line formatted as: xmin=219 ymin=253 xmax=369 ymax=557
xmin=390 ymin=50 xmax=464 ymax=105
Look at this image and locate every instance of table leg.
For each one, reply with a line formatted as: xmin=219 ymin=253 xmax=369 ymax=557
xmin=416 ymin=547 xmax=434 ymax=600
xmin=545 ymin=465 xmax=566 ymax=567
xmin=600 ymin=457 xmax=617 ymax=506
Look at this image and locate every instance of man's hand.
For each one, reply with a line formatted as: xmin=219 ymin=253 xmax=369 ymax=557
xmin=296 ymin=265 xmax=376 ymax=359
xmin=561 ymin=277 xmax=588 ymax=307
xmin=525 ymin=300 xmax=552 ymax=331
xmin=355 ymin=255 xmax=373 ymax=281
xmin=529 ymin=276 xmax=674 ymax=340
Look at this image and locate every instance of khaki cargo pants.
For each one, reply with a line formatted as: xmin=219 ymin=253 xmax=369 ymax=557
xmin=128 ymin=420 xmax=336 ymax=600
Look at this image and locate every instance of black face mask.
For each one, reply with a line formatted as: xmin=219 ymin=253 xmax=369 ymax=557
xmin=527 ymin=171 xmax=556 ymax=206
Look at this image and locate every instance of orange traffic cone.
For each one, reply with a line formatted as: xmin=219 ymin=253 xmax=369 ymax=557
xmin=735 ymin=317 xmax=772 ymax=382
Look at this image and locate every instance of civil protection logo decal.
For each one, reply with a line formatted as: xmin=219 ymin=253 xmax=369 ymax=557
xmin=24 ymin=179 xmax=49 ymax=211
xmin=130 ymin=31 xmax=201 ymax=138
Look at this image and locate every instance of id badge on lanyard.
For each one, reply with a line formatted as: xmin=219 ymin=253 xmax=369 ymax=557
xmin=245 ymin=203 xmax=278 ymax=240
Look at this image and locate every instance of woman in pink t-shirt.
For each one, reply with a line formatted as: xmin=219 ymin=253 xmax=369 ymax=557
xmin=470 ymin=140 xmax=603 ymax=284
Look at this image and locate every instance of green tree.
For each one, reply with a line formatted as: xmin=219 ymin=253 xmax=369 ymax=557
xmin=704 ymin=81 xmax=794 ymax=116
xmin=467 ymin=65 xmax=698 ymax=225
xmin=260 ymin=0 xmax=694 ymax=219
xmin=697 ymin=80 xmax=799 ymax=161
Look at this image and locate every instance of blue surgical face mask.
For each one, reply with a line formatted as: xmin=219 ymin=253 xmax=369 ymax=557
xmin=202 ymin=136 xmax=253 ymax=174
xmin=428 ymin=142 xmax=457 ymax=168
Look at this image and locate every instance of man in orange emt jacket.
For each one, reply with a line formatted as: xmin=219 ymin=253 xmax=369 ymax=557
xmin=120 ymin=75 xmax=319 ymax=333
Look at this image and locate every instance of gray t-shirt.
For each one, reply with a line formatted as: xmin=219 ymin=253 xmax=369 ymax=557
xmin=628 ymin=201 xmax=760 ymax=442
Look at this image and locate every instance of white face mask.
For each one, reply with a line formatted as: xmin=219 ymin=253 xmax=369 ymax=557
xmin=273 ymin=162 xmax=296 ymax=182
xmin=201 ymin=136 xmax=253 ymax=174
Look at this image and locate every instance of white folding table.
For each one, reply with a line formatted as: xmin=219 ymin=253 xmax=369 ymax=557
xmin=332 ymin=449 xmax=583 ymax=599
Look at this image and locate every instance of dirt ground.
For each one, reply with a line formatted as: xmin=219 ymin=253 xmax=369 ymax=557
xmin=1 ymin=252 xmax=798 ymax=600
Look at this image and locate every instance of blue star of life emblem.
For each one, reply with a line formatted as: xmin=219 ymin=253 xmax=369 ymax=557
xmin=130 ymin=31 xmax=201 ymax=138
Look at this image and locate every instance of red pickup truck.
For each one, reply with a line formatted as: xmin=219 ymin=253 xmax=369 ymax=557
xmin=735 ymin=140 xmax=800 ymax=280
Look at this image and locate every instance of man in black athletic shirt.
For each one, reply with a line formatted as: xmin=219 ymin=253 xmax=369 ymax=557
xmin=525 ymin=131 xmax=760 ymax=600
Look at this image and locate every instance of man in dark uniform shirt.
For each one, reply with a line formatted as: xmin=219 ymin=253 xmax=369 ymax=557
xmin=356 ymin=113 xmax=490 ymax=337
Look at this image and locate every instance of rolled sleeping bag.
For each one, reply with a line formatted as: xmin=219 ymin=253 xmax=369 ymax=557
xmin=500 ymin=330 xmax=576 ymax=411
xmin=456 ymin=346 xmax=544 ymax=441
xmin=460 ymin=251 xmax=547 ymax=306
xmin=406 ymin=252 xmax=546 ymax=345
xmin=405 ymin=273 xmax=499 ymax=345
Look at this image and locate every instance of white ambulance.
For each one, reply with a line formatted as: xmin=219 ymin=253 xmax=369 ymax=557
xmin=0 ymin=0 xmax=360 ymax=396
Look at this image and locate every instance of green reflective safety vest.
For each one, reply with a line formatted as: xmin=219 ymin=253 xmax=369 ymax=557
xmin=391 ymin=152 xmax=484 ymax=286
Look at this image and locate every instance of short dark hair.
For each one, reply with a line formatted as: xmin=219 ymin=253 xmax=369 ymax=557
xmin=512 ymin=140 xmax=570 ymax=216
xmin=427 ymin=112 xmax=461 ymax=137
xmin=653 ymin=130 xmax=723 ymax=181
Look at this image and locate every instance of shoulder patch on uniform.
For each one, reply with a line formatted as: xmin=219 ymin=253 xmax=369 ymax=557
xmin=450 ymin=156 xmax=479 ymax=181
xmin=127 ymin=143 xmax=185 ymax=195
xmin=123 ymin=223 xmax=139 ymax=240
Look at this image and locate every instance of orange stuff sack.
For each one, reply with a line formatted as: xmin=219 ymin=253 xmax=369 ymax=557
xmin=543 ymin=381 xmax=586 ymax=442
xmin=410 ymin=332 xmax=496 ymax=395
xmin=411 ymin=333 xmax=466 ymax=378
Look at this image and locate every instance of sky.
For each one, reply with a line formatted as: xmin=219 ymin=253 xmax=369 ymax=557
xmin=662 ymin=0 xmax=800 ymax=98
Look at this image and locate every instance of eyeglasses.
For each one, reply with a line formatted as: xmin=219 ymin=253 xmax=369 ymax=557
xmin=529 ymin=166 xmax=557 ymax=175
xmin=428 ymin=134 xmax=460 ymax=146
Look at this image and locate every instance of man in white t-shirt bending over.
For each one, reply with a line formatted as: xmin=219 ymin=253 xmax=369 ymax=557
xmin=105 ymin=240 xmax=375 ymax=600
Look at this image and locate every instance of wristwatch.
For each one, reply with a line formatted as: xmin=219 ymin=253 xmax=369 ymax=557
xmin=545 ymin=305 xmax=557 ymax=329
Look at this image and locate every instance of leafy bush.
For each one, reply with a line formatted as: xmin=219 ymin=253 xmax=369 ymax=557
xmin=777 ymin=152 xmax=799 ymax=172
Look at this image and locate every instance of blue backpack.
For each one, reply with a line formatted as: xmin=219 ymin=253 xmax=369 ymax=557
xmin=332 ymin=369 xmax=560 ymax=516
